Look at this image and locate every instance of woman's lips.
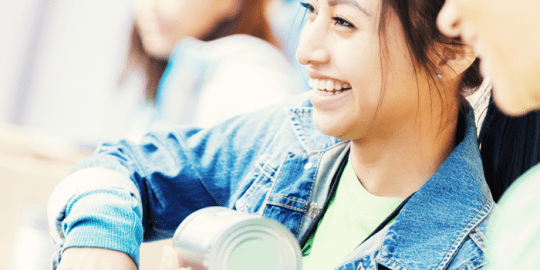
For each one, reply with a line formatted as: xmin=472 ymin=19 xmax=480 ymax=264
xmin=308 ymin=78 xmax=351 ymax=91
xmin=310 ymin=87 xmax=353 ymax=109
xmin=307 ymin=74 xmax=353 ymax=110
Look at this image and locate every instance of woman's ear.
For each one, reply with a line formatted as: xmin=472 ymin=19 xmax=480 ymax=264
xmin=434 ymin=44 xmax=477 ymax=82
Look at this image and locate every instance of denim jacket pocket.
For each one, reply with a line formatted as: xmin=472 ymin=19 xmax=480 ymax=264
xmin=235 ymin=157 xmax=278 ymax=215
xmin=263 ymin=152 xmax=319 ymax=237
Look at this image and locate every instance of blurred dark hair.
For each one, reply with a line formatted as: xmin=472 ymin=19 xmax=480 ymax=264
xmin=479 ymin=95 xmax=540 ymax=202
xmin=120 ymin=0 xmax=278 ymax=102
xmin=380 ymin=0 xmax=483 ymax=113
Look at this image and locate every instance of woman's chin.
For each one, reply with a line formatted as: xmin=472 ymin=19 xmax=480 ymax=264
xmin=312 ymin=111 xmax=355 ymax=140
xmin=141 ymin=39 xmax=173 ymax=60
xmin=491 ymin=76 xmax=540 ymax=116
xmin=492 ymin=88 xmax=533 ymax=116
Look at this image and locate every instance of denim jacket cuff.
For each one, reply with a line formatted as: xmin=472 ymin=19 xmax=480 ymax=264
xmin=51 ymin=187 xmax=143 ymax=268
xmin=47 ymin=167 xmax=142 ymax=252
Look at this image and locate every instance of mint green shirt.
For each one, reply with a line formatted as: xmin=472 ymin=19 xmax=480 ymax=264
xmin=487 ymin=163 xmax=540 ymax=269
xmin=302 ymin=159 xmax=404 ymax=270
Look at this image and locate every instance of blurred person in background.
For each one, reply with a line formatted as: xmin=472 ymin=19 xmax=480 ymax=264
xmin=121 ymin=0 xmax=304 ymax=141
xmin=438 ymin=0 xmax=540 ymax=269
xmin=267 ymin=0 xmax=310 ymax=86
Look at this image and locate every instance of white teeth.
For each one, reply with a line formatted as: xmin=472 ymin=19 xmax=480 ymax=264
xmin=318 ymin=90 xmax=344 ymax=96
xmin=325 ymin=80 xmax=334 ymax=91
xmin=309 ymin=79 xmax=317 ymax=88
xmin=318 ymin=80 xmax=326 ymax=90
xmin=308 ymin=78 xmax=351 ymax=92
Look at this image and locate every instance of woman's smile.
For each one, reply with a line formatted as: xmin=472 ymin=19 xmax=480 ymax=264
xmin=310 ymin=82 xmax=354 ymax=109
xmin=308 ymin=78 xmax=352 ymax=92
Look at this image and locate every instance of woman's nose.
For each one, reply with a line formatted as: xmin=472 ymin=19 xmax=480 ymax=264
xmin=437 ymin=1 xmax=463 ymax=38
xmin=296 ymin=20 xmax=330 ymax=66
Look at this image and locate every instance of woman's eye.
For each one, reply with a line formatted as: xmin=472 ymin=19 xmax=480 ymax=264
xmin=300 ymin=2 xmax=316 ymax=14
xmin=333 ymin=16 xmax=355 ymax=28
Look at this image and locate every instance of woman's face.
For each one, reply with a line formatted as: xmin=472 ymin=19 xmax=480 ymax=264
xmin=437 ymin=0 xmax=540 ymax=116
xmin=135 ymin=0 xmax=237 ymax=59
xmin=296 ymin=0 xmax=424 ymax=140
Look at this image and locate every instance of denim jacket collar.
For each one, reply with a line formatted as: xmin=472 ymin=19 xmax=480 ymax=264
xmin=374 ymin=108 xmax=493 ymax=269
xmin=286 ymin=106 xmax=343 ymax=154
xmin=288 ymin=99 xmax=493 ymax=269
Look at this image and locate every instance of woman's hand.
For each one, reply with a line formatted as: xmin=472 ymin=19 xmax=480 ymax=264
xmin=57 ymin=247 xmax=137 ymax=270
xmin=159 ymin=245 xmax=191 ymax=270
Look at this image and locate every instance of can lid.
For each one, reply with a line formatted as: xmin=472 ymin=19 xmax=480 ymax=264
xmin=226 ymin=236 xmax=280 ymax=269
xmin=212 ymin=217 xmax=302 ymax=270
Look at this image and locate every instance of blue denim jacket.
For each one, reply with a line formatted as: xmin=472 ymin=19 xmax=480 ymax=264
xmin=48 ymin=93 xmax=493 ymax=269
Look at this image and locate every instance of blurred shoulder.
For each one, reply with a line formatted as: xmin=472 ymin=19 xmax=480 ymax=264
xmin=486 ymin=164 xmax=540 ymax=269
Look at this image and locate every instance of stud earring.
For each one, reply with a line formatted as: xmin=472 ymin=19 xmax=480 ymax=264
xmin=437 ymin=74 xmax=443 ymax=80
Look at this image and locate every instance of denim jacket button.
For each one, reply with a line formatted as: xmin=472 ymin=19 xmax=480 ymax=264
xmin=304 ymin=162 xmax=313 ymax=170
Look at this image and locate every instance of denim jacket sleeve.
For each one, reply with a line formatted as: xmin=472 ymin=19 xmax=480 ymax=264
xmin=47 ymin=97 xmax=305 ymax=267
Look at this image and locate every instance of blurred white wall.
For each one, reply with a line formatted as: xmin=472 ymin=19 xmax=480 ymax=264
xmin=1 ymin=0 xmax=142 ymax=147
xmin=0 ymin=0 xmax=42 ymax=123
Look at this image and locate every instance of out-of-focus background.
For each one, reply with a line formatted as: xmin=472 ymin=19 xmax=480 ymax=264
xmin=0 ymin=0 xmax=307 ymax=269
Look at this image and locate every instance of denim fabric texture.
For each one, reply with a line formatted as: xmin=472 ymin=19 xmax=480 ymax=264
xmin=48 ymin=93 xmax=493 ymax=269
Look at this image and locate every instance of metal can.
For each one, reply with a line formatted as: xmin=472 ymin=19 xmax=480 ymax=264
xmin=172 ymin=207 xmax=302 ymax=270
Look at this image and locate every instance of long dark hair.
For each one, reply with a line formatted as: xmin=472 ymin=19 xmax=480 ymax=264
xmin=119 ymin=0 xmax=278 ymax=102
xmin=479 ymin=96 xmax=540 ymax=202
xmin=383 ymin=0 xmax=540 ymax=202
xmin=378 ymin=0 xmax=483 ymax=121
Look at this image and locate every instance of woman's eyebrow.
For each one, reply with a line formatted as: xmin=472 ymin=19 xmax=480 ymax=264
xmin=328 ymin=0 xmax=372 ymax=16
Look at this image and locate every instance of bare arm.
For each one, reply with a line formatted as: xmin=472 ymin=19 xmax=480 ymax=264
xmin=57 ymin=247 xmax=137 ymax=270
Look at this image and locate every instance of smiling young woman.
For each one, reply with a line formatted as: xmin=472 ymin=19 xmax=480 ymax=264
xmin=296 ymin=0 xmax=480 ymax=199
xmin=49 ymin=0 xmax=492 ymax=269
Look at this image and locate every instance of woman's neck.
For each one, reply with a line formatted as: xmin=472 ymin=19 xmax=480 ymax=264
xmin=349 ymin=105 xmax=459 ymax=199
